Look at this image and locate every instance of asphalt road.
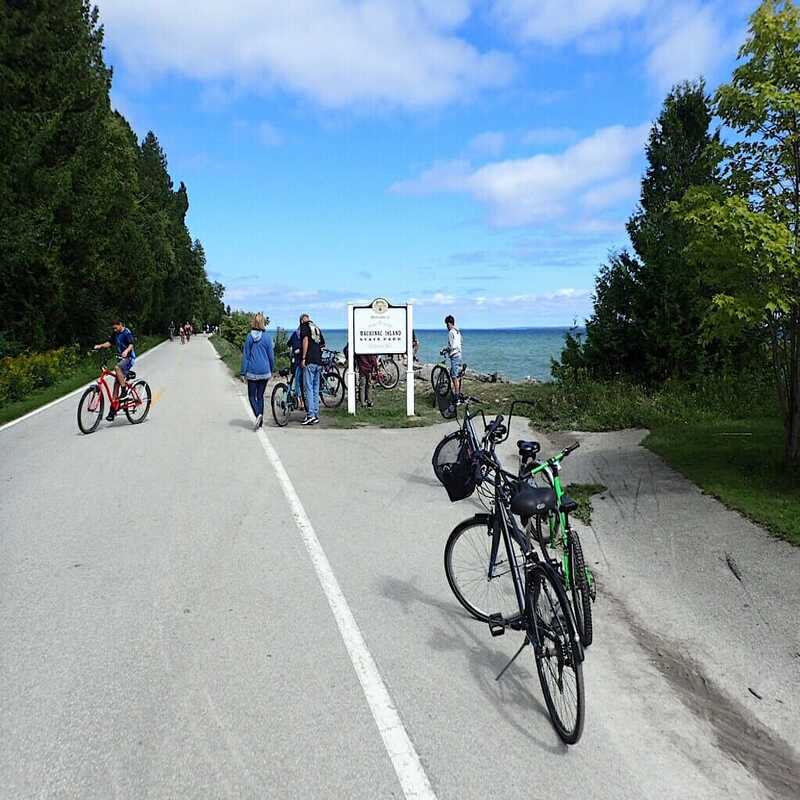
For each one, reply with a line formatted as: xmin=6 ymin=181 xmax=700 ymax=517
xmin=2 ymin=337 xmax=798 ymax=799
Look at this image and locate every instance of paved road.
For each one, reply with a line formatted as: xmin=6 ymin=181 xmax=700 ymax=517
xmin=2 ymin=338 xmax=799 ymax=799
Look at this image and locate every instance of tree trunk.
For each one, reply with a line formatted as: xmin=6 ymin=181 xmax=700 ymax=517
xmin=785 ymin=403 xmax=800 ymax=468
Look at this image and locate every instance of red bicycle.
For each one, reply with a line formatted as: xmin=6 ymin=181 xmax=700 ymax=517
xmin=77 ymin=356 xmax=152 ymax=434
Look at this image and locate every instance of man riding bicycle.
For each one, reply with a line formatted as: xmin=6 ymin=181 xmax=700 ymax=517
xmin=93 ymin=319 xmax=136 ymax=421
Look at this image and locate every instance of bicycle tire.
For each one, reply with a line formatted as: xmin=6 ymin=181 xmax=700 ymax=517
xmin=377 ymin=358 xmax=400 ymax=389
xmin=77 ymin=386 xmax=104 ymax=434
xmin=528 ymin=562 xmax=585 ymax=744
xmin=444 ymin=515 xmax=524 ymax=625
xmin=432 ymin=430 xmax=463 ymax=481
xmin=569 ymin=529 xmax=593 ymax=647
xmin=124 ymin=380 xmax=151 ymax=424
xmin=432 ymin=365 xmax=450 ymax=397
xmin=320 ymin=370 xmax=344 ymax=408
xmin=271 ymin=382 xmax=291 ymax=427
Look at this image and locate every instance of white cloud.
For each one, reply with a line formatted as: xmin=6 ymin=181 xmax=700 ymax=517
xmin=391 ymin=123 xmax=649 ymax=227
xmin=99 ymin=0 xmax=514 ymax=110
xmin=468 ymin=131 xmax=507 ymax=156
xmin=581 ymin=175 xmax=639 ymax=210
xmin=492 ymin=0 xmax=646 ymax=45
xmin=645 ymin=4 xmax=730 ymax=91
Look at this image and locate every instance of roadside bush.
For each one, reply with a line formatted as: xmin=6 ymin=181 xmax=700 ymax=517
xmin=0 ymin=345 xmax=82 ymax=405
xmin=273 ymin=327 xmax=290 ymax=372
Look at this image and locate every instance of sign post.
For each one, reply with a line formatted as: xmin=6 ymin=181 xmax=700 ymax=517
xmin=348 ymin=298 xmax=414 ymax=417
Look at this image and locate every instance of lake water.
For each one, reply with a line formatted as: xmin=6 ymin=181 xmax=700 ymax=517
xmin=311 ymin=328 xmax=574 ymax=382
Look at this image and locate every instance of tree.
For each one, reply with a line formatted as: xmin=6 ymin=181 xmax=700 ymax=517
xmin=558 ymin=81 xmax=724 ymax=383
xmin=679 ymin=1 xmax=800 ymax=466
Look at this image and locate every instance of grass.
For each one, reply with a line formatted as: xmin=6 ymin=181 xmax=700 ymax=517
xmin=210 ymin=334 xmax=242 ymax=376
xmin=564 ymin=483 xmax=607 ymax=525
xmin=0 ymin=335 xmax=164 ymax=426
xmin=644 ymin=417 xmax=800 ymax=546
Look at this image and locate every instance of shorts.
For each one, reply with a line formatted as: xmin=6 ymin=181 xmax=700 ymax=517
xmin=449 ymin=355 xmax=462 ymax=377
xmin=117 ymin=357 xmax=134 ymax=377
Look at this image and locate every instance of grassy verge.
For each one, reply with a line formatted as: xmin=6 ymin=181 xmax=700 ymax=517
xmin=644 ymin=417 xmax=799 ymax=546
xmin=564 ymin=483 xmax=607 ymax=525
xmin=210 ymin=334 xmax=242 ymax=376
xmin=0 ymin=335 xmax=165 ymax=426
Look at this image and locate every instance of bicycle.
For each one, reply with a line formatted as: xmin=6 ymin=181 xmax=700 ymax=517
xmin=439 ymin=412 xmax=585 ymax=744
xmin=270 ymin=367 xmax=306 ymax=426
xmin=437 ymin=399 xmax=596 ymax=648
xmin=320 ymin=349 xmax=345 ymax=408
xmin=431 ymin=347 xmax=466 ymax=399
xmin=77 ymin=355 xmax=152 ymax=434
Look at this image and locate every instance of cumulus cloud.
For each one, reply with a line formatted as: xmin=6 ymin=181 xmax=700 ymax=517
xmin=522 ymin=127 xmax=578 ymax=146
xmin=99 ymin=0 xmax=514 ymax=109
xmin=391 ymin=123 xmax=649 ymax=227
xmin=491 ymin=0 xmax=646 ymax=45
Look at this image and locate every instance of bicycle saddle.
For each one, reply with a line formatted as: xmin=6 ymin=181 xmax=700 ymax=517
xmin=511 ymin=485 xmax=556 ymax=517
xmin=127 ymin=371 xmax=137 ymax=380
xmin=517 ymin=439 xmax=541 ymax=459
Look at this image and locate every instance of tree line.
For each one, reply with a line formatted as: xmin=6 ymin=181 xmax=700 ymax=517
xmin=0 ymin=1 xmax=224 ymax=355
xmin=557 ymin=0 xmax=800 ymax=467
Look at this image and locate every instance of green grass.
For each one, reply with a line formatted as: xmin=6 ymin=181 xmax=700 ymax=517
xmin=644 ymin=417 xmax=800 ymax=546
xmin=564 ymin=483 xmax=607 ymax=525
xmin=0 ymin=335 xmax=165 ymax=426
xmin=210 ymin=334 xmax=242 ymax=376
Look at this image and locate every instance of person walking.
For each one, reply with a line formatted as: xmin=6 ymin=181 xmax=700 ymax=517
xmin=240 ymin=312 xmax=275 ymax=429
xmin=287 ymin=317 xmax=305 ymax=410
xmin=299 ymin=313 xmax=325 ymax=425
xmin=444 ymin=314 xmax=463 ymax=398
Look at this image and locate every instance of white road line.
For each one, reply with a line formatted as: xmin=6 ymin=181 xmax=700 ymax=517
xmin=0 ymin=338 xmax=171 ymax=434
xmin=239 ymin=393 xmax=437 ymax=800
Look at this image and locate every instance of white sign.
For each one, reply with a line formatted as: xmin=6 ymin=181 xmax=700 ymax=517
xmin=346 ymin=299 xmax=415 ymax=417
xmin=353 ymin=301 xmax=408 ymax=355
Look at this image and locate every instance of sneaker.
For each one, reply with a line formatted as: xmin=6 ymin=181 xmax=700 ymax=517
xmin=309 ymin=416 xmax=320 ymax=425
xmin=254 ymin=413 xmax=263 ymax=430
xmin=105 ymin=411 xmax=116 ymax=422
xmin=119 ymin=388 xmax=129 ymax=401
xmin=301 ymin=416 xmax=314 ymax=426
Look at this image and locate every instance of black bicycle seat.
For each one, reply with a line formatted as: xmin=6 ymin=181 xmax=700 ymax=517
xmin=126 ymin=371 xmax=137 ymax=380
xmin=511 ymin=485 xmax=556 ymax=518
xmin=517 ymin=440 xmax=541 ymax=458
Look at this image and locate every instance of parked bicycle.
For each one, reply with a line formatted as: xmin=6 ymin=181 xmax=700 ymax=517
xmin=77 ymin=355 xmax=152 ymax=434
xmin=321 ymin=349 xmax=345 ymax=408
xmin=431 ymin=347 xmax=466 ymax=398
xmin=436 ymin=406 xmax=585 ymax=744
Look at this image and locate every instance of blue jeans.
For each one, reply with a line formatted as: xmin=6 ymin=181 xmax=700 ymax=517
xmin=292 ymin=364 xmax=303 ymax=398
xmin=449 ymin=355 xmax=462 ymax=377
xmin=247 ymin=379 xmax=267 ymax=418
xmin=303 ymin=364 xmax=321 ymax=418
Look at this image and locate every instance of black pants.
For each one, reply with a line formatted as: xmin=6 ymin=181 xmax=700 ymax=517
xmin=247 ymin=379 xmax=267 ymax=417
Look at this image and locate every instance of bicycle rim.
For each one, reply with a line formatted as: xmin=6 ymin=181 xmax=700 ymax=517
xmin=434 ymin=367 xmax=451 ymax=397
xmin=569 ymin=531 xmax=593 ymax=647
xmin=271 ymin=382 xmax=291 ymax=426
xmin=378 ymin=359 xmax=399 ymax=389
xmin=444 ymin=517 xmax=524 ymax=624
xmin=321 ymin=371 xmax=344 ymax=408
xmin=530 ymin=566 xmax=584 ymax=744
xmin=124 ymin=381 xmax=151 ymax=423
xmin=77 ymin=386 xmax=103 ymax=434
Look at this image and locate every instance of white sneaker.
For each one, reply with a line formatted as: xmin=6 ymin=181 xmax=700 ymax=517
xmin=309 ymin=416 xmax=320 ymax=425
xmin=254 ymin=414 xmax=262 ymax=430
xmin=301 ymin=416 xmax=314 ymax=426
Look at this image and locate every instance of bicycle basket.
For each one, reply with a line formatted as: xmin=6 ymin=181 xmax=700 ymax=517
xmin=436 ymin=440 xmax=477 ymax=502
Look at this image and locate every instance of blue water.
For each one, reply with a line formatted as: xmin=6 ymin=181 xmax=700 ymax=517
xmin=302 ymin=328 xmax=574 ymax=382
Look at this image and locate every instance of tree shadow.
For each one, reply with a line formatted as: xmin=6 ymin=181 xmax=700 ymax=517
xmin=377 ymin=574 xmax=566 ymax=754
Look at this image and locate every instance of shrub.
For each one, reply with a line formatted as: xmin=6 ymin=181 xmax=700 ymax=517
xmin=0 ymin=345 xmax=82 ymax=405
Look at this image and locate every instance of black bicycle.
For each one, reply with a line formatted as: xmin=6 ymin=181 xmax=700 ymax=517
xmin=438 ymin=410 xmax=585 ymax=744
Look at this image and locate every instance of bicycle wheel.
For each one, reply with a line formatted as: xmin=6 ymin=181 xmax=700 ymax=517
xmin=124 ymin=380 xmax=151 ymax=424
xmin=377 ymin=358 xmax=399 ymax=389
xmin=320 ymin=370 xmax=344 ymax=408
xmin=569 ymin=530 xmax=593 ymax=647
xmin=271 ymin=382 xmax=291 ymax=427
xmin=529 ymin=563 xmax=585 ymax=744
xmin=77 ymin=385 xmax=104 ymax=434
xmin=444 ymin=515 xmax=524 ymax=625
xmin=432 ymin=430 xmax=463 ymax=481
xmin=431 ymin=365 xmax=450 ymax=397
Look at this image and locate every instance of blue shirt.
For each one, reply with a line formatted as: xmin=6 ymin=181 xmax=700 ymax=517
xmin=109 ymin=327 xmax=136 ymax=361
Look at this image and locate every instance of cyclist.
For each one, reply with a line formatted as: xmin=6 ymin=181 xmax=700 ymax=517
xmin=93 ymin=318 xmax=136 ymax=421
xmin=444 ymin=314 xmax=463 ymax=399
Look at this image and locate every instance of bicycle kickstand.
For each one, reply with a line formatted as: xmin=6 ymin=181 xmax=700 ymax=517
xmin=495 ymin=638 xmax=529 ymax=682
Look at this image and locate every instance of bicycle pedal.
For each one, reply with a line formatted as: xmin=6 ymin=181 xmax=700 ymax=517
xmin=488 ymin=613 xmax=505 ymax=637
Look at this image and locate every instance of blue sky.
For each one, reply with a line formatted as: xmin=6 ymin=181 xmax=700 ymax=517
xmin=99 ymin=0 xmax=758 ymax=329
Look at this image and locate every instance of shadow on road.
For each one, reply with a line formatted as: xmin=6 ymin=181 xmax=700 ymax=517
xmin=377 ymin=573 xmax=565 ymax=754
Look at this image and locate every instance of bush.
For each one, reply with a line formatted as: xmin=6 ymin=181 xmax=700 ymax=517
xmin=0 ymin=345 xmax=82 ymax=405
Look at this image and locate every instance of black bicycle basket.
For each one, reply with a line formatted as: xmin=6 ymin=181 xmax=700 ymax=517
xmin=436 ymin=441 xmax=477 ymax=502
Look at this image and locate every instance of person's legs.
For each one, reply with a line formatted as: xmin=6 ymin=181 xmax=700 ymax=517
xmin=303 ymin=366 xmax=315 ymax=418
xmin=255 ymin=379 xmax=267 ymax=419
xmin=293 ymin=365 xmax=304 ymax=408
xmin=247 ymin=380 xmax=259 ymax=417
xmin=364 ymin=373 xmax=372 ymax=406
xmin=450 ymin=355 xmax=462 ymax=396
xmin=306 ymin=364 xmax=321 ymax=418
